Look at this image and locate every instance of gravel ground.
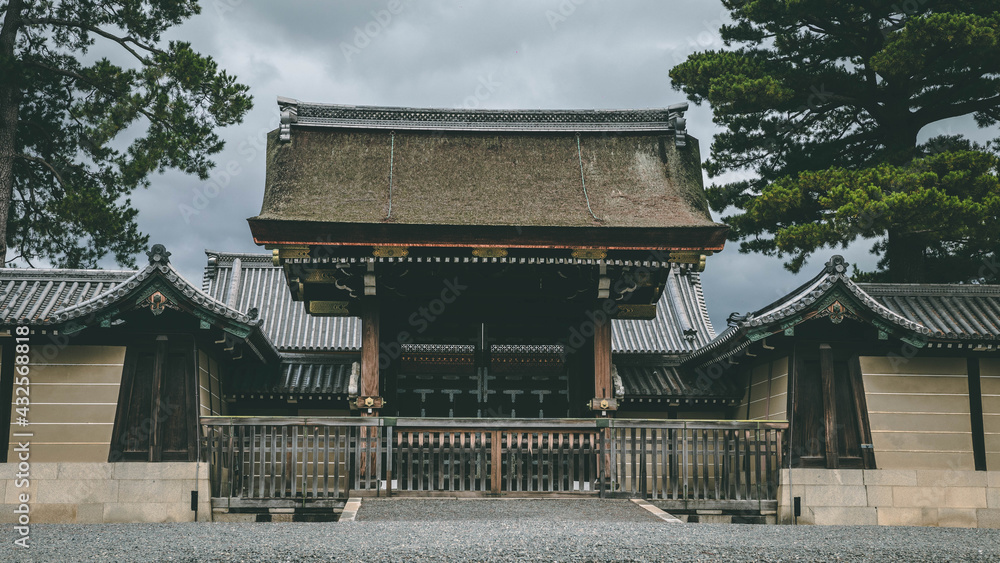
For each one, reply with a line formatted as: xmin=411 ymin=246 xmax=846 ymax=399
xmin=357 ymin=499 xmax=661 ymax=522
xmin=3 ymin=500 xmax=999 ymax=562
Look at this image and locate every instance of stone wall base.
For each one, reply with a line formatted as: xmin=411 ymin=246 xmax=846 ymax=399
xmin=778 ymin=468 xmax=1000 ymax=528
xmin=1 ymin=462 xmax=212 ymax=523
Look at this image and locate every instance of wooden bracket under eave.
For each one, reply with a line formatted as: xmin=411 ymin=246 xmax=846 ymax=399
xmin=588 ymin=397 xmax=619 ymax=412
xmin=472 ymin=247 xmax=508 ymax=258
xmin=373 ymin=245 xmax=409 ymax=257
xmin=308 ymin=300 xmax=352 ymax=316
xmin=615 ymin=304 xmax=657 ymax=320
xmin=668 ymin=251 xmax=709 ymax=272
xmin=356 ymin=396 xmax=385 ymax=409
xmin=571 ymin=248 xmax=607 ymax=259
xmin=272 ymin=245 xmax=311 ymax=266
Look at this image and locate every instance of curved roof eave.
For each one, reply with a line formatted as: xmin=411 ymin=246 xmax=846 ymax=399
xmin=46 ymin=246 xmax=278 ymax=363
xmin=684 ymin=255 xmax=932 ymax=369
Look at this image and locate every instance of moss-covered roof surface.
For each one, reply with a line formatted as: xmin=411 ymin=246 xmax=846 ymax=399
xmin=255 ymin=125 xmax=720 ymax=231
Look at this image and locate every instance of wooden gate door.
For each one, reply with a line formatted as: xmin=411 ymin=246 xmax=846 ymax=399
xmin=390 ymin=422 xmax=603 ymax=495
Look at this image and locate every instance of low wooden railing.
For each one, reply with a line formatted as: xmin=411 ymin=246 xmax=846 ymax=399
xmin=201 ymin=417 xmax=786 ymax=508
xmin=391 ymin=419 xmax=603 ymax=494
xmin=608 ymin=421 xmax=786 ymax=508
xmin=201 ymin=417 xmax=382 ymax=508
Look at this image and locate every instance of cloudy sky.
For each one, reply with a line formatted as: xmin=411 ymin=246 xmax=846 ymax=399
xmin=88 ymin=0 xmax=988 ymax=330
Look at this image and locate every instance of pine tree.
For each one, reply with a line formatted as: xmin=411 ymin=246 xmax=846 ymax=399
xmin=670 ymin=0 xmax=1000 ymax=282
xmin=0 ymin=0 xmax=252 ymax=267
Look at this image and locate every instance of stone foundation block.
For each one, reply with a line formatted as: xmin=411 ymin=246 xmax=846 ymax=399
xmin=4 ymin=480 xmax=36 ymax=505
xmin=809 ymin=506 xmax=877 ymax=526
xmin=938 ymin=508 xmax=977 ymax=528
xmin=118 ymin=479 xmax=190 ymax=504
xmin=892 ymin=487 xmax=946 ymax=508
xmin=58 ymin=463 xmax=114 ymax=480
xmin=31 ymin=504 xmax=79 ymax=523
xmin=987 ymin=488 xmax=1000 ymax=509
xmin=977 ymin=509 xmax=1000 ymax=529
xmin=212 ymin=512 xmax=257 ymax=523
xmin=917 ymin=469 xmax=987 ymax=488
xmin=988 ymin=472 xmax=1000 ymax=489
xmin=35 ymin=479 xmax=118 ymax=504
xmin=196 ymin=502 xmax=213 ymax=522
xmin=877 ymin=507 xmax=937 ymax=527
xmin=866 ymin=486 xmax=893 ymax=507
xmin=76 ymin=503 xmax=105 ymax=524
xmin=3 ymin=463 xmax=58 ymax=480
xmin=113 ymin=462 xmax=200 ymax=481
xmin=789 ymin=468 xmax=864 ymax=486
xmin=863 ymin=470 xmax=917 ymax=487
xmin=943 ymin=487 xmax=987 ymax=509
xmin=805 ymin=485 xmax=868 ymax=507
xmin=104 ymin=502 xmax=195 ymax=523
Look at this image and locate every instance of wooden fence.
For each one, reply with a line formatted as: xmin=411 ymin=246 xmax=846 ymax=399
xmin=201 ymin=417 xmax=786 ymax=508
xmin=608 ymin=420 xmax=786 ymax=509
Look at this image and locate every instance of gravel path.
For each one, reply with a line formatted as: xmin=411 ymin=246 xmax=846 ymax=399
xmin=3 ymin=500 xmax=1000 ymax=562
xmin=357 ymin=498 xmax=661 ymax=522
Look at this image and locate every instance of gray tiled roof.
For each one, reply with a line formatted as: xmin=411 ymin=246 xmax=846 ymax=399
xmin=612 ymin=269 xmax=716 ymax=354
xmin=203 ymin=252 xmax=360 ymax=351
xmin=615 ymin=364 xmax=741 ymax=403
xmin=228 ymin=356 xmax=357 ymax=398
xmin=203 ymin=251 xmax=717 ymax=355
xmin=684 ymin=256 xmax=1000 ymax=368
xmin=230 ymin=356 xmax=741 ymax=402
xmin=742 ymin=256 xmax=927 ymax=336
xmin=0 ymin=248 xmax=261 ymax=329
xmin=0 ymin=268 xmax=134 ymax=324
xmin=859 ymin=283 xmax=1000 ymax=340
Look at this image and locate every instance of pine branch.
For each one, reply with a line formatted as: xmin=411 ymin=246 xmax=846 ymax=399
xmin=16 ymin=153 xmax=68 ymax=188
xmin=22 ymin=17 xmax=165 ymax=63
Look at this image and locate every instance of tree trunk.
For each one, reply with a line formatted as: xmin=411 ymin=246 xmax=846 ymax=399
xmin=885 ymin=228 xmax=926 ymax=283
xmin=0 ymin=0 xmax=25 ymax=265
xmin=880 ymin=117 xmax=923 ymax=281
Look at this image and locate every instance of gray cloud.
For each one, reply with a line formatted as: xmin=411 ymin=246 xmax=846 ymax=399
xmin=52 ymin=0 xmax=988 ymax=331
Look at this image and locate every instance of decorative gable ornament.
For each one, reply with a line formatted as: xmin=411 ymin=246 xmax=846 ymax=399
xmin=148 ymin=291 xmax=169 ymax=315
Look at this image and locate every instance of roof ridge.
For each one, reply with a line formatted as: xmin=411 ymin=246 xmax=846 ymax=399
xmin=0 ymin=267 xmax=136 ymax=278
xmin=858 ymin=282 xmax=1000 ymax=296
xmin=205 ymin=250 xmax=273 ymax=268
xmin=686 ymin=269 xmax=716 ymax=340
xmin=746 ymin=257 xmax=927 ymax=336
xmin=53 ymin=245 xmax=260 ymax=326
xmin=279 ymin=97 xmax=690 ymax=135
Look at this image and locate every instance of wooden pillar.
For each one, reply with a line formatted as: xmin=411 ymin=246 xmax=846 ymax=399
xmin=590 ymin=309 xmax=615 ymax=416
xmin=848 ymin=355 xmax=876 ymax=469
xmin=359 ymin=297 xmax=381 ymax=415
xmin=819 ymin=343 xmax=839 ymax=469
xmin=149 ymin=335 xmax=168 ymax=462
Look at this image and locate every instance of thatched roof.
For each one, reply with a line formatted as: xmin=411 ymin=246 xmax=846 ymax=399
xmin=250 ymin=100 xmax=726 ymax=250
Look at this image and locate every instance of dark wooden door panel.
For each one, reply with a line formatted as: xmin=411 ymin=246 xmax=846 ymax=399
xmin=111 ymin=335 xmax=197 ymax=462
